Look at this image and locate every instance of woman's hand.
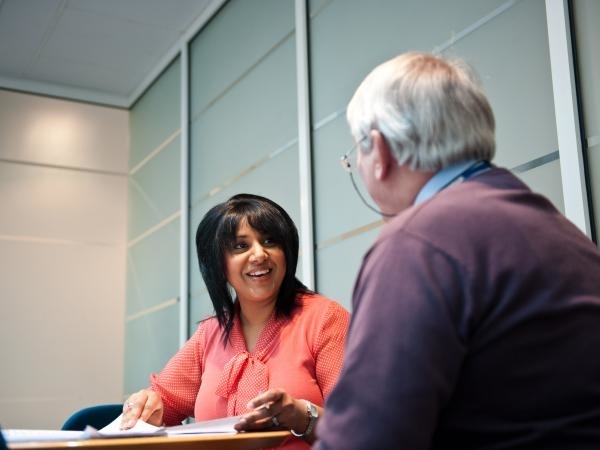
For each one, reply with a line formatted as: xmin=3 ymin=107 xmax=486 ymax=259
xmin=234 ymin=388 xmax=313 ymax=438
xmin=120 ymin=388 xmax=164 ymax=429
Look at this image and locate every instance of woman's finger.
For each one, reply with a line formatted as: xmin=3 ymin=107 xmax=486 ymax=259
xmin=246 ymin=388 xmax=284 ymax=410
xmin=120 ymin=390 xmax=150 ymax=429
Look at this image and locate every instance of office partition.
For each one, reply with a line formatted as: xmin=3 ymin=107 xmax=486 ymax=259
xmin=309 ymin=0 xmax=562 ymax=308
xmin=122 ymin=0 xmax=598 ymax=392
xmin=125 ymin=58 xmax=181 ymax=394
xmin=572 ymin=0 xmax=599 ymax=241
xmin=187 ymin=0 xmax=300 ymax=331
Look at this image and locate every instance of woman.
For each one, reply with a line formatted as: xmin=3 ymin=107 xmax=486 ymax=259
xmin=121 ymin=193 xmax=350 ymax=448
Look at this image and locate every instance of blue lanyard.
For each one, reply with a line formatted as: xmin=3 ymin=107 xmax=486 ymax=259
xmin=414 ymin=160 xmax=491 ymax=205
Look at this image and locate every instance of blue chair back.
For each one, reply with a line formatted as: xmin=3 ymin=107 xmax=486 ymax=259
xmin=0 ymin=426 xmax=7 ymax=450
xmin=62 ymin=404 xmax=123 ymax=431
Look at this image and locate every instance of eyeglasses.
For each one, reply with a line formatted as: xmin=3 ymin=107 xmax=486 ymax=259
xmin=340 ymin=141 xmax=356 ymax=173
xmin=339 ymin=140 xmax=395 ymax=218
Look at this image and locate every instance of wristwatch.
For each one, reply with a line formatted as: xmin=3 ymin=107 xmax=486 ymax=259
xmin=290 ymin=400 xmax=318 ymax=438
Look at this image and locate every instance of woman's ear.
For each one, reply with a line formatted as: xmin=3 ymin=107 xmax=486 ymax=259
xmin=370 ymin=130 xmax=392 ymax=180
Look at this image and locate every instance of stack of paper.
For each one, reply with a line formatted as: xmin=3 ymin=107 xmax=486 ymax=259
xmin=87 ymin=414 xmax=166 ymax=437
xmin=3 ymin=414 xmax=241 ymax=444
xmin=95 ymin=413 xmax=240 ymax=436
xmin=166 ymin=416 xmax=241 ymax=435
xmin=3 ymin=429 xmax=85 ymax=443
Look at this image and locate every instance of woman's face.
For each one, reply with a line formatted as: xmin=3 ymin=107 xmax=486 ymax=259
xmin=225 ymin=220 xmax=286 ymax=307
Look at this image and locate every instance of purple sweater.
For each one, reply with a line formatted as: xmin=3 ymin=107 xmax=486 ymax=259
xmin=315 ymin=167 xmax=600 ymax=450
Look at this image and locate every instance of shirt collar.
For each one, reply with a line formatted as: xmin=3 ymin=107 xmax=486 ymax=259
xmin=414 ymin=160 xmax=479 ymax=205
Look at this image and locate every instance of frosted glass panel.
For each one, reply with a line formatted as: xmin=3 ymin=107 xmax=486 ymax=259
xmin=188 ymin=0 xmax=298 ymax=334
xmin=190 ymin=0 xmax=294 ymax=118
xmin=572 ymin=0 xmax=600 ymax=241
xmin=308 ymin=0 xmax=515 ymax=123
xmin=189 ymin=291 xmax=213 ymax=330
xmin=190 ymin=36 xmax=297 ymax=204
xmin=124 ymin=304 xmax=179 ymax=394
xmin=573 ymin=0 xmax=600 ymax=138
xmin=126 ymin=219 xmax=180 ymax=316
xmin=126 ymin=57 xmax=181 ymax=392
xmin=589 ymin=148 xmax=600 ymax=238
xmin=316 ymin=227 xmax=381 ymax=310
xmin=515 ymin=161 xmax=565 ymax=214
xmin=130 ymin=58 xmax=181 ymax=168
xmin=309 ymin=0 xmax=560 ymax=299
xmin=128 ymin=137 xmax=181 ymax=240
xmin=449 ymin=0 xmax=557 ymax=169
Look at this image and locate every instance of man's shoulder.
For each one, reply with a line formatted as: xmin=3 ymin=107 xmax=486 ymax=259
xmin=365 ymin=177 xmax=504 ymax=270
xmin=384 ymin=169 xmax=522 ymax=238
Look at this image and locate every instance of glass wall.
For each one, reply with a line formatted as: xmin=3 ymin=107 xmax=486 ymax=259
xmin=125 ymin=58 xmax=181 ymax=393
xmin=187 ymin=0 xmax=299 ymax=330
xmin=572 ymin=0 xmax=600 ymax=245
xmin=309 ymin=0 xmax=562 ymax=308
xmin=123 ymin=1 xmax=598 ymax=393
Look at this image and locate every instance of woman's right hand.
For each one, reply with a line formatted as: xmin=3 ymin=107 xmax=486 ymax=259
xmin=120 ymin=388 xmax=164 ymax=429
xmin=235 ymin=388 xmax=318 ymax=442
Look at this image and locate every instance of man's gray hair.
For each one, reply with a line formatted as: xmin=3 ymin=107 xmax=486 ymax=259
xmin=346 ymin=52 xmax=495 ymax=171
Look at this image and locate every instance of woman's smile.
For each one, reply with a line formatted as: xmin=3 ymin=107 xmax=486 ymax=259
xmin=247 ymin=268 xmax=272 ymax=278
xmin=226 ymin=221 xmax=286 ymax=304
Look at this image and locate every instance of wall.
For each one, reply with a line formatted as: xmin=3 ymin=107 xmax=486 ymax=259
xmin=1 ymin=0 xmax=596 ymax=426
xmin=0 ymin=89 xmax=128 ymax=429
xmin=124 ymin=58 xmax=181 ymax=395
xmin=573 ymin=0 xmax=600 ymax=241
xmin=187 ymin=0 xmax=300 ymax=331
xmin=124 ymin=1 xmax=597 ymax=376
xmin=309 ymin=0 xmax=566 ymax=308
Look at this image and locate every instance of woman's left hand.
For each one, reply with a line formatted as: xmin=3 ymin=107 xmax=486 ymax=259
xmin=234 ymin=388 xmax=310 ymax=434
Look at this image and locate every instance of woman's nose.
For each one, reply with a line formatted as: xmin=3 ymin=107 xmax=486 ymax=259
xmin=249 ymin=243 xmax=268 ymax=262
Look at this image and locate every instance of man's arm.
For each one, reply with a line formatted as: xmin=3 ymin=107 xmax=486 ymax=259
xmin=315 ymin=234 xmax=468 ymax=449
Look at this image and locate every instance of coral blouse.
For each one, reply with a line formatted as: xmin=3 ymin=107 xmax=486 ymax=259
xmin=150 ymin=293 xmax=349 ymax=447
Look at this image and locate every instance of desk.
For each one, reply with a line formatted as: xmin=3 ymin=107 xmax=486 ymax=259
xmin=8 ymin=431 xmax=290 ymax=450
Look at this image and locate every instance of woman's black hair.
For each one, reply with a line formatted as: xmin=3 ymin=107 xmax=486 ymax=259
xmin=195 ymin=193 xmax=313 ymax=343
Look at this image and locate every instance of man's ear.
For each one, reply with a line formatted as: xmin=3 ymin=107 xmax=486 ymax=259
xmin=370 ymin=130 xmax=392 ymax=180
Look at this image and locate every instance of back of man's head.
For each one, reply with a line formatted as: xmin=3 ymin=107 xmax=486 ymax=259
xmin=347 ymin=51 xmax=496 ymax=171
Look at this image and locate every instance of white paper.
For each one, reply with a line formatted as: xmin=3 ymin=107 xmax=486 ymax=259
xmin=90 ymin=413 xmax=240 ymax=437
xmin=85 ymin=413 xmax=166 ymax=438
xmin=3 ymin=429 xmax=86 ymax=443
xmin=2 ymin=414 xmax=241 ymax=443
xmin=166 ymin=415 xmax=241 ymax=435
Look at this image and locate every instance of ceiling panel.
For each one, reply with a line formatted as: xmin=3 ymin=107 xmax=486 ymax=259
xmin=0 ymin=0 xmax=63 ymax=77
xmin=71 ymin=0 xmax=210 ymax=29
xmin=0 ymin=0 xmax=220 ymax=108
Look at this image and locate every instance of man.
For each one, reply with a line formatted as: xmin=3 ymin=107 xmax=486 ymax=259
xmin=314 ymin=52 xmax=600 ymax=449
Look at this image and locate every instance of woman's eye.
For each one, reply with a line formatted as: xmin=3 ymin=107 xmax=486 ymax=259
xmin=263 ymin=238 xmax=277 ymax=247
xmin=233 ymin=242 xmax=247 ymax=250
